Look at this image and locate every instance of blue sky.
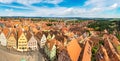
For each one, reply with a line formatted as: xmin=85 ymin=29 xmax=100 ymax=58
xmin=0 ymin=0 xmax=120 ymax=18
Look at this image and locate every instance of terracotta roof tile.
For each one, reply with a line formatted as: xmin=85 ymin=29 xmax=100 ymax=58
xmin=2 ymin=27 xmax=10 ymax=37
xmin=67 ymin=38 xmax=81 ymax=61
xmin=26 ymin=31 xmax=32 ymax=41
xmin=17 ymin=28 xmax=23 ymax=39
xmin=46 ymin=39 xmax=57 ymax=51
xmin=81 ymin=41 xmax=91 ymax=61
xmin=58 ymin=49 xmax=71 ymax=61
xmin=7 ymin=28 xmax=17 ymax=40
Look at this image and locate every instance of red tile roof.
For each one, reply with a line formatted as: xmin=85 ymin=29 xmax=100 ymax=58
xmin=2 ymin=27 xmax=10 ymax=38
xmin=81 ymin=41 xmax=91 ymax=61
xmin=67 ymin=38 xmax=81 ymax=61
xmin=46 ymin=39 xmax=57 ymax=51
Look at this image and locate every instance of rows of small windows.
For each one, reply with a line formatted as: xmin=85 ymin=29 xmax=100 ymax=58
xmin=19 ymin=47 xmax=27 ymax=49
xmin=18 ymin=44 xmax=27 ymax=46
xmin=7 ymin=40 xmax=16 ymax=42
xmin=28 ymin=42 xmax=36 ymax=46
xmin=7 ymin=43 xmax=16 ymax=45
xmin=20 ymin=39 xmax=25 ymax=40
xmin=19 ymin=41 xmax=27 ymax=43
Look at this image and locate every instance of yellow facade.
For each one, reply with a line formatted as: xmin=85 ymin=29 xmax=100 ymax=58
xmin=7 ymin=36 xmax=16 ymax=49
xmin=17 ymin=33 xmax=28 ymax=51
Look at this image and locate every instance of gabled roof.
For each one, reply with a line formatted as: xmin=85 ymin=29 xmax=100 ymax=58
xmin=26 ymin=31 xmax=32 ymax=41
xmin=81 ymin=41 xmax=91 ymax=61
xmin=56 ymin=40 xmax=66 ymax=51
xmin=46 ymin=39 xmax=57 ymax=51
xmin=17 ymin=28 xmax=23 ymax=39
xmin=67 ymin=32 xmax=74 ymax=38
xmin=17 ymin=28 xmax=31 ymax=41
xmin=7 ymin=28 xmax=17 ymax=40
xmin=58 ymin=49 xmax=71 ymax=61
xmin=49 ymin=30 xmax=60 ymax=36
xmin=23 ymin=26 xmax=29 ymax=31
xmin=35 ymin=30 xmax=43 ymax=41
xmin=28 ymin=34 xmax=38 ymax=43
xmin=62 ymin=27 xmax=68 ymax=31
xmin=32 ymin=28 xmax=39 ymax=35
xmin=2 ymin=27 xmax=10 ymax=38
xmin=67 ymin=38 xmax=81 ymax=61
xmin=47 ymin=33 xmax=52 ymax=40
xmin=97 ymin=45 xmax=110 ymax=61
xmin=55 ymin=35 xmax=64 ymax=42
xmin=42 ymin=31 xmax=48 ymax=37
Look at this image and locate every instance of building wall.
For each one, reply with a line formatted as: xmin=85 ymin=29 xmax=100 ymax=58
xmin=17 ymin=33 xmax=28 ymax=51
xmin=28 ymin=36 xmax=38 ymax=50
xmin=44 ymin=45 xmax=56 ymax=61
xmin=0 ymin=33 xmax=7 ymax=46
xmin=40 ymin=34 xmax=47 ymax=48
xmin=7 ymin=36 xmax=16 ymax=49
xmin=50 ymin=45 xmax=56 ymax=61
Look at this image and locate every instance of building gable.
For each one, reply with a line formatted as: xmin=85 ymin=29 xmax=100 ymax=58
xmin=0 ymin=32 xmax=7 ymax=46
xmin=17 ymin=33 xmax=28 ymax=51
xmin=41 ymin=34 xmax=47 ymax=42
xmin=29 ymin=36 xmax=37 ymax=42
xmin=18 ymin=33 xmax=27 ymax=41
xmin=47 ymin=33 xmax=52 ymax=40
xmin=40 ymin=34 xmax=47 ymax=48
xmin=28 ymin=36 xmax=38 ymax=50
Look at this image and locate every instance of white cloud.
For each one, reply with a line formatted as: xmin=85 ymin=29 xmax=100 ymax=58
xmin=0 ymin=4 xmax=30 ymax=10
xmin=84 ymin=0 xmax=120 ymax=8
xmin=0 ymin=0 xmax=14 ymax=4
xmin=0 ymin=0 xmax=120 ymax=18
xmin=0 ymin=0 xmax=63 ymax=5
xmin=16 ymin=0 xmax=42 ymax=5
xmin=43 ymin=0 xmax=63 ymax=4
xmin=110 ymin=3 xmax=118 ymax=9
xmin=2 ymin=6 xmax=119 ymax=18
xmin=1 ymin=6 xmax=120 ymax=18
xmin=83 ymin=0 xmax=120 ymax=15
